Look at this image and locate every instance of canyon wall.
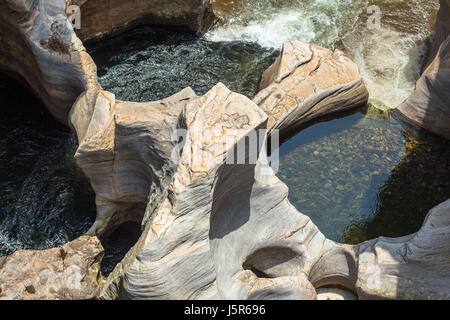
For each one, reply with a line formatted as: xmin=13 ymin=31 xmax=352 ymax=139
xmin=397 ymin=0 xmax=450 ymax=139
xmin=69 ymin=0 xmax=215 ymax=42
xmin=0 ymin=0 xmax=98 ymax=124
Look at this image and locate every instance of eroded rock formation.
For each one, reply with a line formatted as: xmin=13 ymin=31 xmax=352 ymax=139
xmin=68 ymin=0 xmax=215 ymax=42
xmin=355 ymin=199 xmax=450 ymax=300
xmin=0 ymin=236 xmax=104 ymax=300
xmin=253 ymin=40 xmax=369 ymax=135
xmin=71 ymin=88 xmax=199 ymax=236
xmin=0 ymin=0 xmax=448 ymax=301
xmin=397 ymin=0 xmax=450 ymax=140
xmin=0 ymin=0 xmax=98 ymax=124
xmin=100 ymin=83 xmax=356 ymax=300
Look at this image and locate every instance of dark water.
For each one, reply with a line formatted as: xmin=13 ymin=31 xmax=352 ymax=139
xmin=99 ymin=222 xmax=141 ymax=275
xmin=1 ymin=19 xmax=447 ymax=280
xmin=0 ymin=73 xmax=137 ymax=276
xmin=0 ymin=73 xmax=96 ymax=255
xmin=277 ymin=106 xmax=450 ymax=243
xmin=87 ymin=26 xmax=278 ymax=102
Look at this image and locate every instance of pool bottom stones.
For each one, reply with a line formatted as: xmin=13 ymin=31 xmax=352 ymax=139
xmin=277 ymin=106 xmax=450 ymax=243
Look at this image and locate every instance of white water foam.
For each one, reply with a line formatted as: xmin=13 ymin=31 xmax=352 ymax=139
xmin=206 ymin=0 xmax=438 ymax=109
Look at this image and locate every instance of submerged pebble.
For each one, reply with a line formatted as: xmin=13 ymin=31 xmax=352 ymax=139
xmin=277 ymin=107 xmax=450 ymax=243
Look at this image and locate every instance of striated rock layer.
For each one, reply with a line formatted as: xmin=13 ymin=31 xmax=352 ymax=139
xmin=71 ymin=87 xmax=199 ymax=236
xmin=69 ymin=0 xmax=215 ymax=42
xmin=253 ymin=40 xmax=369 ymax=135
xmin=397 ymin=0 xmax=450 ymax=140
xmin=0 ymin=0 xmax=448 ymax=301
xmin=100 ymin=83 xmax=354 ymax=300
xmin=100 ymin=83 xmax=450 ymax=300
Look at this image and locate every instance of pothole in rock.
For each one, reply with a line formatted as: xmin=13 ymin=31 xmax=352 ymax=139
xmin=0 ymin=73 xmax=96 ymax=256
xmin=275 ymin=105 xmax=450 ymax=244
xmin=0 ymin=73 xmax=139 ymax=277
xmin=99 ymin=221 xmax=141 ymax=276
xmin=86 ymin=25 xmax=279 ymax=101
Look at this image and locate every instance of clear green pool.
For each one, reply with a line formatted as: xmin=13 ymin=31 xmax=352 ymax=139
xmin=277 ymin=106 xmax=450 ymax=243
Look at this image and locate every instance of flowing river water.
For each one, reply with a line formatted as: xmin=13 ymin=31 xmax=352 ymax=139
xmin=0 ymin=74 xmax=140 ymax=275
xmin=208 ymin=0 xmax=440 ymax=109
xmin=0 ymin=0 xmax=448 ymax=275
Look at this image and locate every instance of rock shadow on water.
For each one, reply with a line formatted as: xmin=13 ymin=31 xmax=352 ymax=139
xmin=343 ymin=119 xmax=450 ymax=244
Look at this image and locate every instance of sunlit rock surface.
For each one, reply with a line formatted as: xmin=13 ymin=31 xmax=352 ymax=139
xmin=71 ymin=87 xmax=199 ymax=236
xmin=253 ymin=40 xmax=369 ymax=134
xmin=100 ymin=83 xmax=357 ymax=300
xmin=0 ymin=0 xmax=448 ymax=301
xmin=397 ymin=0 xmax=450 ymax=139
xmin=0 ymin=236 xmax=104 ymax=300
xmin=69 ymin=0 xmax=215 ymax=41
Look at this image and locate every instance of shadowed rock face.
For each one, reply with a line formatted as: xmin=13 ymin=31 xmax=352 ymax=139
xmin=69 ymin=0 xmax=215 ymax=42
xmin=397 ymin=0 xmax=450 ymax=140
xmin=0 ymin=236 xmax=104 ymax=300
xmin=422 ymin=0 xmax=450 ymax=73
xmin=253 ymin=40 xmax=369 ymax=135
xmin=355 ymin=199 xmax=450 ymax=300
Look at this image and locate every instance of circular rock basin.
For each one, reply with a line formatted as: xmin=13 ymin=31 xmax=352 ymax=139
xmin=0 ymin=73 xmax=139 ymax=275
xmin=276 ymin=106 xmax=450 ymax=243
xmin=86 ymin=26 xmax=278 ymax=101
